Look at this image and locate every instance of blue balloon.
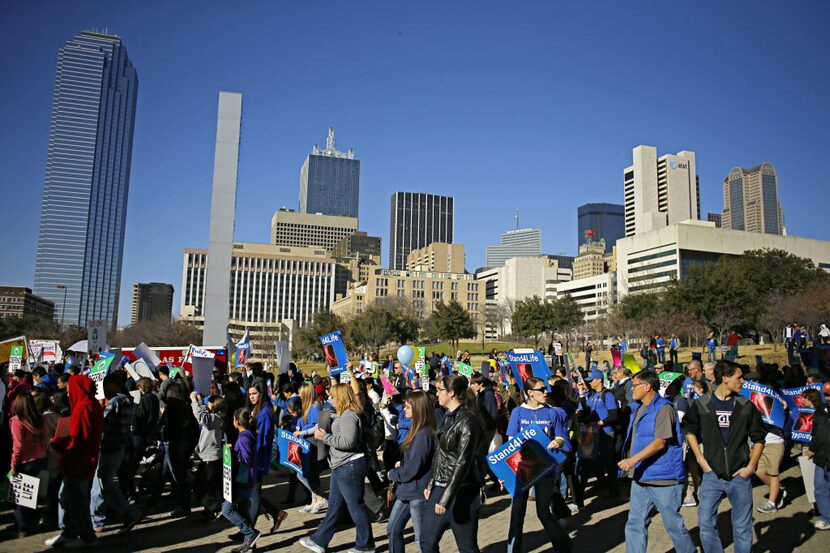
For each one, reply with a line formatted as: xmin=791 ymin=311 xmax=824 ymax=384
xmin=397 ymin=345 xmax=415 ymax=366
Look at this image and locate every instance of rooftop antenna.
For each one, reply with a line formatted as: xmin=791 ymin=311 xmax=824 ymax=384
xmin=515 ymin=209 xmax=519 ymax=230
xmin=326 ymin=127 xmax=335 ymax=151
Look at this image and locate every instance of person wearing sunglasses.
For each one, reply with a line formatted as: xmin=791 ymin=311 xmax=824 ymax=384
xmin=502 ymin=376 xmax=572 ymax=553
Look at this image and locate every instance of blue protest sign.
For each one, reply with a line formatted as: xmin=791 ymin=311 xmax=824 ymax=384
xmin=740 ymin=381 xmax=786 ymax=428
xmin=486 ymin=424 xmax=565 ymax=497
xmin=319 ymin=331 xmax=348 ymax=375
xmin=781 ymin=384 xmax=822 ymax=443
xmin=277 ymin=429 xmax=310 ymax=474
xmin=507 ymin=351 xmax=551 ymax=390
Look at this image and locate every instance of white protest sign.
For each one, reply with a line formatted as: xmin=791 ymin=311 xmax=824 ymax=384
xmin=124 ymin=362 xmax=140 ymax=381
xmin=8 ymin=472 xmax=39 ymax=509
xmin=87 ymin=320 xmax=107 ymax=354
xmin=132 ymin=358 xmax=156 ymax=381
xmin=134 ymin=342 xmax=160 ymax=368
xmin=421 ymin=375 xmax=430 ymax=391
xmin=9 ymin=345 xmax=24 ymax=372
xmin=222 ymin=445 xmax=233 ymax=502
xmin=192 ymin=355 xmax=214 ymax=396
xmin=129 ymin=390 xmax=141 ymax=405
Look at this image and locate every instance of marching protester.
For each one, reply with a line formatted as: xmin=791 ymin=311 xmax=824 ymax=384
xmin=45 ymin=374 xmax=104 ymax=548
xmin=504 ymin=376 xmax=572 ymax=553
xmin=8 ymin=393 xmax=48 ymax=538
xmin=618 ymin=370 xmax=695 ymax=553
xmin=221 ymin=408 xmax=261 ymax=553
xmin=294 ymin=382 xmax=329 ymax=514
xmin=387 ymin=390 xmax=437 ymax=553
xmin=806 ymin=384 xmax=830 ymax=530
xmin=684 ymin=362 xmax=767 ymax=553
xmin=299 ymin=383 xmax=375 ymax=553
xmin=190 ymin=391 xmax=225 ymax=519
xmin=246 ymin=382 xmax=288 ymax=532
xmin=578 ymin=365 xmax=620 ymax=499
xmin=420 ymin=375 xmax=484 ymax=553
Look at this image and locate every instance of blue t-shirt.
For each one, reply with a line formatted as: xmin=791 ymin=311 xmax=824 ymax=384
xmin=586 ymin=389 xmax=618 ymax=436
xmin=507 ymin=404 xmax=572 ymax=453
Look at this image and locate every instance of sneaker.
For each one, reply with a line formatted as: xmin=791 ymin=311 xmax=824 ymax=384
xmin=298 ymin=504 xmax=314 ymax=514
xmin=815 ymin=520 xmax=830 ymax=530
xmin=776 ymin=489 xmax=787 ymax=509
xmin=756 ymin=501 xmax=777 ymax=514
xmin=65 ymin=538 xmax=99 ymax=549
xmin=309 ymin=499 xmax=328 ymax=513
xmin=682 ymin=495 xmax=698 ymax=507
xmin=346 ymin=549 xmax=376 ymax=553
xmin=45 ymin=534 xmax=70 ymax=548
xmin=231 ymin=529 xmax=262 ymax=553
xmin=299 ymin=537 xmax=326 ymax=553
xmin=118 ymin=510 xmax=143 ymax=535
xmin=567 ymin=503 xmax=579 ymax=515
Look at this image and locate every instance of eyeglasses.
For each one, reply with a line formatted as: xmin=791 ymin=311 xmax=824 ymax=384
xmin=632 ymin=382 xmax=650 ymax=389
xmin=529 ymin=387 xmax=547 ymax=392
xmin=435 ymin=386 xmax=447 ymax=393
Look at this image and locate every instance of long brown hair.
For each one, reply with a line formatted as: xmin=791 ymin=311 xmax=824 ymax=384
xmin=13 ymin=393 xmax=43 ymax=430
xmin=401 ymin=391 xmax=436 ymax=452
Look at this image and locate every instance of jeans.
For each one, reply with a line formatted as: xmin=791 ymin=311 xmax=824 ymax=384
xmin=707 ymin=347 xmax=716 ymax=362
xmin=91 ymin=448 xmax=138 ymax=528
xmin=419 ymin=484 xmax=481 ymax=553
xmin=13 ymin=458 xmax=46 ymax=531
xmin=388 ymin=498 xmax=426 ymax=553
xmin=815 ymin=464 xmax=830 ymax=524
xmin=507 ymin=472 xmax=572 ymax=553
xmin=118 ymin=434 xmax=147 ymax=499
xmin=59 ymin=476 xmax=95 ymax=542
xmin=698 ymin=471 xmax=753 ymax=553
xmin=249 ymin=473 xmax=281 ymax=523
xmin=222 ymin=499 xmax=256 ymax=541
xmin=625 ymin=481 xmax=695 ymax=553
xmin=310 ymin=457 xmax=374 ymax=550
xmin=149 ymin=440 xmax=190 ymax=511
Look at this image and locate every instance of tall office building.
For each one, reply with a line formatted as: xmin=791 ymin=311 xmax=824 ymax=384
xmin=203 ymin=92 xmax=243 ymax=345
xmin=299 ymin=128 xmax=360 ymax=218
xmin=623 ymin=145 xmax=699 ymax=237
xmin=33 ymin=32 xmax=138 ymax=329
xmin=577 ymin=203 xmax=624 ymax=253
xmin=707 ymin=212 xmax=722 ymax=228
xmin=131 ymin=283 xmax=174 ymax=325
xmin=270 ymin=208 xmax=358 ymax=252
xmin=389 ymin=192 xmax=454 ymax=270
xmin=721 ymin=163 xmax=784 ymax=235
xmin=484 ymin=228 xmax=542 ymax=268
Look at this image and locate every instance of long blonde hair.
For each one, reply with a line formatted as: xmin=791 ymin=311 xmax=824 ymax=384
xmin=329 ymin=383 xmax=362 ymax=415
xmin=300 ymin=383 xmax=318 ymax=424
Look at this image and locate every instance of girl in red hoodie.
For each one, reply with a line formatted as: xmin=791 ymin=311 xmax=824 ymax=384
xmin=9 ymin=393 xmax=48 ymax=537
xmin=45 ymin=375 xmax=104 ymax=549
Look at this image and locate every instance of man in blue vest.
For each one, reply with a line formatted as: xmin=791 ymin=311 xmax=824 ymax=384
xmin=618 ymin=370 xmax=695 ymax=553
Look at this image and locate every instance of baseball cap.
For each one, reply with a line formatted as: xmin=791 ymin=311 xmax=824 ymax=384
xmin=584 ymin=367 xmax=604 ymax=382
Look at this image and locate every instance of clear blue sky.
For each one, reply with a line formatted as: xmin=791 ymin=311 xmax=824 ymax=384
xmin=2 ymin=1 xmax=829 ymax=326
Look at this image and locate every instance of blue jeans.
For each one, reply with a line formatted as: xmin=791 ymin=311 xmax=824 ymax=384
xmin=815 ymin=464 xmax=830 ymax=524
xmin=625 ymin=481 xmax=695 ymax=553
xmin=310 ymin=457 xmax=374 ymax=550
xmin=91 ymin=449 xmax=138 ymax=528
xmin=388 ymin=498 xmax=425 ymax=553
xmin=222 ymin=499 xmax=256 ymax=541
xmin=707 ymin=347 xmax=716 ymax=362
xmin=698 ymin=471 xmax=753 ymax=553
xmin=419 ymin=484 xmax=481 ymax=553
xmin=507 ymin=471 xmax=571 ymax=553
xmin=59 ymin=476 xmax=95 ymax=541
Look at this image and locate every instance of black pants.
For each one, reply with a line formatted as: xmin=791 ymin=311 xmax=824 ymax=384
xmin=119 ymin=435 xmax=147 ymax=499
xmin=420 ymin=484 xmax=481 ymax=553
xmin=193 ymin=459 xmax=223 ymax=514
xmin=149 ymin=440 xmax=190 ymax=511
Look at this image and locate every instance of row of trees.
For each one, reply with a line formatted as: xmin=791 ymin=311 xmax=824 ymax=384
xmin=602 ymin=249 xmax=829 ymax=347
xmin=296 ymin=297 xmax=479 ymax=359
xmin=509 ymin=295 xmax=583 ymax=349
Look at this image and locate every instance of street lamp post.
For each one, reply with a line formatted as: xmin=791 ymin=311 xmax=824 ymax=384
xmin=56 ymin=285 xmax=67 ymax=329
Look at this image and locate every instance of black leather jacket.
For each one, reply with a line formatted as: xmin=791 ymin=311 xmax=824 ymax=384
xmin=427 ymin=404 xmax=483 ymax=508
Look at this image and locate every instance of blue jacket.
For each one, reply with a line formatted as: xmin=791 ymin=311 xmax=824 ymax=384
xmin=254 ymin=406 xmax=276 ymax=476
xmin=387 ymin=428 xmax=436 ymax=500
xmin=624 ymin=395 xmax=685 ymax=483
xmin=396 ymin=403 xmax=412 ymax=445
xmin=234 ymin=430 xmax=258 ymax=498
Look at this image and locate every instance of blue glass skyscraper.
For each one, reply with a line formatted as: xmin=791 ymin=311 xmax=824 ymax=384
xmin=577 ymin=203 xmax=625 ymax=254
xmin=34 ymin=32 xmax=138 ymax=329
xmin=299 ymin=128 xmax=360 ymax=218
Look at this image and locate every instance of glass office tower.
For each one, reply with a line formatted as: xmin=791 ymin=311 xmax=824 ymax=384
xmin=34 ymin=31 xmax=139 ymax=329
xmin=299 ymin=128 xmax=360 ymax=218
xmin=389 ymin=192 xmax=454 ymax=270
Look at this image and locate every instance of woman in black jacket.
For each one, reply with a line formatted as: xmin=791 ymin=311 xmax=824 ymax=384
xmin=119 ymin=377 xmax=159 ymax=500
xmin=420 ymin=375 xmax=484 ymax=553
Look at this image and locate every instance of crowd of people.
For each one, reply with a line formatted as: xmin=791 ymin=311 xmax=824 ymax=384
xmin=0 ymin=336 xmax=829 ymax=553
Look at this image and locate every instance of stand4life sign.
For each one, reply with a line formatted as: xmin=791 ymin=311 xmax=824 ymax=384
xmin=222 ymin=445 xmax=233 ymax=502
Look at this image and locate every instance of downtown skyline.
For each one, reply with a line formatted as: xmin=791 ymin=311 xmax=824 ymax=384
xmin=1 ymin=1 xmax=829 ymax=325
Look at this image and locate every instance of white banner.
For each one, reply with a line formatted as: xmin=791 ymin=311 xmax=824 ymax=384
xmin=87 ymin=320 xmax=107 ymax=354
xmin=134 ymin=342 xmax=161 ymax=368
xmin=275 ymin=341 xmax=291 ymax=374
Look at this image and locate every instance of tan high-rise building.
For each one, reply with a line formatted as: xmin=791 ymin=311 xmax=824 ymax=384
xmin=270 ymin=208 xmax=358 ymax=252
xmin=406 ymin=243 xmax=465 ymax=273
xmin=331 ymin=268 xmax=482 ymax=324
xmin=573 ymin=239 xmax=607 ymax=280
xmin=624 ymin=146 xmax=699 ymax=237
xmin=721 ymin=163 xmax=784 ymax=235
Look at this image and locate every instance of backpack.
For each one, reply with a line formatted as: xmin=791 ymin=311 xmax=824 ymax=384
xmin=361 ymin=404 xmax=386 ymax=453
